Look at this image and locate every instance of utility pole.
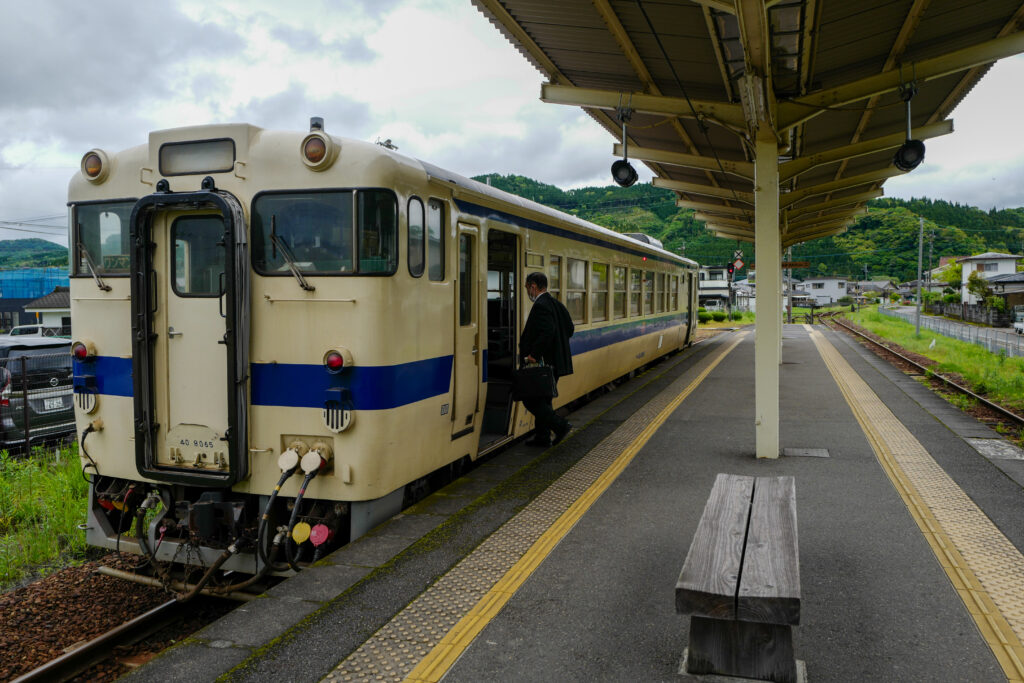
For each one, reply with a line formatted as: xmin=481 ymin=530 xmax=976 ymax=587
xmin=786 ymin=246 xmax=793 ymax=323
xmin=916 ymin=216 xmax=923 ymax=337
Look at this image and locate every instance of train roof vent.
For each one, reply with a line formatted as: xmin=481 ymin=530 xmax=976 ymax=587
xmin=624 ymin=233 xmax=663 ymax=250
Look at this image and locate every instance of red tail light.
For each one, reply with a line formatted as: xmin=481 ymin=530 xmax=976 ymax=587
xmin=324 ymin=351 xmax=344 ymax=372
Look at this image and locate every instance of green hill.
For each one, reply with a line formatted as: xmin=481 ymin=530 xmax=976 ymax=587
xmin=0 ymin=239 xmax=68 ymax=269
xmin=472 ymin=174 xmax=1024 ymax=283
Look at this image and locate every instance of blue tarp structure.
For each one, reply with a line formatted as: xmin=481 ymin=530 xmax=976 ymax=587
xmin=0 ymin=268 xmax=70 ymax=299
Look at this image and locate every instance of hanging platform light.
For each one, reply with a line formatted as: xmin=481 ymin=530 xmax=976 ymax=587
xmin=893 ymin=81 xmax=925 ymax=172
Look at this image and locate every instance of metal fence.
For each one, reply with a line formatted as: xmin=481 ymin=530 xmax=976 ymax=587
xmin=0 ymin=351 xmax=75 ymax=454
xmin=877 ymin=306 xmax=1024 ymax=358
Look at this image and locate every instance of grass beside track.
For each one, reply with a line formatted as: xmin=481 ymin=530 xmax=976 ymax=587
xmin=0 ymin=445 xmax=89 ymax=589
xmin=846 ymin=309 xmax=1024 ymax=434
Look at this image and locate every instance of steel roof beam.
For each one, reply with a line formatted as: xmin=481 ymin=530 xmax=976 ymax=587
xmin=715 ymin=231 xmax=756 ymax=243
xmin=778 ymin=31 xmax=1024 ymax=131
xmin=785 ymin=190 xmax=883 ymax=220
xmin=787 ymin=208 xmax=867 ymax=232
xmin=675 ymin=199 xmax=753 ymax=217
xmin=694 ymin=213 xmax=754 ymax=230
xmin=654 ymin=177 xmax=755 ymax=204
xmin=707 ymin=223 xmax=755 ymax=238
xmin=613 ymin=143 xmax=754 ymax=179
xmin=783 ymin=222 xmax=854 ymax=247
xmin=780 ymin=167 xmax=904 ymax=208
xmin=780 ymin=120 xmax=953 ymax=181
xmin=690 ymin=0 xmax=737 ymax=13
xmin=541 ymin=83 xmax=747 ymax=130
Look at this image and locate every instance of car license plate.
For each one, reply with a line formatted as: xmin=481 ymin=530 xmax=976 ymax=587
xmin=44 ymin=397 xmax=63 ymax=410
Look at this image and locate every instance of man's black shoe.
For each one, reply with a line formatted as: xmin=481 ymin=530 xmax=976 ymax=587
xmin=552 ymin=423 xmax=573 ymax=446
xmin=526 ymin=436 xmax=551 ymax=448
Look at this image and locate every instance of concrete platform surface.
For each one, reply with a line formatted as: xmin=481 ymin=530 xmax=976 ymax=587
xmin=126 ymin=325 xmax=1024 ymax=683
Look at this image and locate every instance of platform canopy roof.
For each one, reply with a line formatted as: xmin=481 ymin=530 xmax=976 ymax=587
xmin=472 ymin=0 xmax=1024 ymax=248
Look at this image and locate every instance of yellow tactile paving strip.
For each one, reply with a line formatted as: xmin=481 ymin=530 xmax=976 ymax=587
xmin=321 ymin=333 xmax=748 ymax=683
xmin=808 ymin=325 xmax=1024 ymax=681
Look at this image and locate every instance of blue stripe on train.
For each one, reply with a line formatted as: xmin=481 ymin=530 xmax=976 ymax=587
xmin=73 ymin=313 xmax=687 ymax=407
xmin=249 ymin=355 xmax=454 ymax=410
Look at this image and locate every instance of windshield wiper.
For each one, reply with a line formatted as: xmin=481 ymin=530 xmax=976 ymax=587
xmin=78 ymin=240 xmax=112 ymax=292
xmin=270 ymin=216 xmax=315 ymax=292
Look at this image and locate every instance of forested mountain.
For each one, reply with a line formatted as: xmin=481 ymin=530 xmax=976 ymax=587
xmin=0 ymin=238 xmax=68 ymax=269
xmin=472 ymin=174 xmax=1024 ymax=283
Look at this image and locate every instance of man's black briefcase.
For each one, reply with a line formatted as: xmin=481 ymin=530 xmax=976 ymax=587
xmin=512 ymin=363 xmax=558 ymax=400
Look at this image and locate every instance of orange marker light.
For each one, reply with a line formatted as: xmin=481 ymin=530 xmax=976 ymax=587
xmin=83 ymin=153 xmax=103 ymax=178
xmin=304 ymin=137 xmax=327 ymax=164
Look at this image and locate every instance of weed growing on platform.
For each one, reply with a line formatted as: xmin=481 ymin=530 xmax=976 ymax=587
xmin=0 ymin=445 xmax=89 ymax=589
xmin=847 ymin=310 xmax=1024 ymax=413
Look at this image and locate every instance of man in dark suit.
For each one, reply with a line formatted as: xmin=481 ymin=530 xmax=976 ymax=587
xmin=520 ymin=271 xmax=574 ymax=447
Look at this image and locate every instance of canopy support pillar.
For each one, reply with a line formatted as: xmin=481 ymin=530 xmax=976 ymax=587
xmin=754 ymin=131 xmax=781 ymax=459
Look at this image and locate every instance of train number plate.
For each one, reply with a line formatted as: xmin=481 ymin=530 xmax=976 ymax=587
xmin=43 ymin=397 xmax=63 ymax=410
xmin=164 ymin=424 xmax=227 ymax=470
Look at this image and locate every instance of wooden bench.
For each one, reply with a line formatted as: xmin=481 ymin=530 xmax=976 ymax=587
xmin=676 ymin=473 xmax=801 ymax=682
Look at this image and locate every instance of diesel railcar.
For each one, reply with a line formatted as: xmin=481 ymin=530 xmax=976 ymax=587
xmin=68 ymin=119 xmax=698 ymax=588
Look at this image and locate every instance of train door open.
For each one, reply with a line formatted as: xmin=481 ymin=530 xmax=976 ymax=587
xmin=130 ymin=188 xmax=249 ymax=487
xmin=451 ymin=224 xmax=481 ymax=440
xmin=480 ymin=229 xmax=517 ymax=448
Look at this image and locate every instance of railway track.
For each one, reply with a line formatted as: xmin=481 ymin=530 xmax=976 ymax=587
xmin=11 ymin=599 xmax=184 ymax=683
xmin=823 ymin=312 xmax=1024 ymax=430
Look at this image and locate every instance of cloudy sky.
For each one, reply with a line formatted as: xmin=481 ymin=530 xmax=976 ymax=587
xmin=1 ymin=0 xmax=1022 ymax=246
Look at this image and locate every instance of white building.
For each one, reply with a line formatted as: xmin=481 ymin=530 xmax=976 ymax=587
xmin=958 ymin=252 xmax=1023 ymax=304
xmin=794 ymin=276 xmax=847 ymax=305
xmin=698 ymin=265 xmax=730 ymax=309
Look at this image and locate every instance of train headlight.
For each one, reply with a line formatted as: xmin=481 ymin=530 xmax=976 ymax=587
xmin=71 ymin=340 xmax=96 ymax=361
xmin=81 ymin=149 xmax=111 ymax=183
xmin=300 ymin=133 xmax=338 ymax=171
xmin=323 ymin=347 xmax=353 ymax=373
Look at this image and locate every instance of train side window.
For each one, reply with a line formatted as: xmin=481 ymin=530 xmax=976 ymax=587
xmin=629 ymin=269 xmax=641 ymax=317
xmin=73 ymin=201 xmax=133 ymax=276
xmin=548 ymin=255 xmax=561 ymax=301
xmin=358 ymin=190 xmax=398 ymax=274
xmin=566 ymin=258 xmax=586 ymax=324
xmin=591 ymin=262 xmax=608 ymax=323
xmin=613 ymin=266 xmax=627 ymax=319
xmin=670 ymin=275 xmax=679 ymax=310
xmin=427 ymin=199 xmax=445 ymax=281
xmin=459 ymin=234 xmax=473 ymax=325
xmin=656 ymin=273 xmax=666 ymax=313
xmin=408 ymin=197 xmax=425 ymax=277
xmin=644 ymin=270 xmax=654 ymax=315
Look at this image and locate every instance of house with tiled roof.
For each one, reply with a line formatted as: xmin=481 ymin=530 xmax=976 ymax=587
xmin=23 ymin=286 xmax=71 ymax=335
xmin=958 ymin=253 xmax=1023 ymax=304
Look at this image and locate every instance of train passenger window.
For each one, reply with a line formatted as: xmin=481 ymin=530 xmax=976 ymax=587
xmin=613 ymin=266 xmax=627 ymax=319
xmin=644 ymin=270 xmax=654 ymax=315
xmin=427 ymin=199 xmax=445 ymax=281
xmin=459 ymin=234 xmax=473 ymax=325
xmin=656 ymin=273 xmax=666 ymax=313
xmin=548 ymin=255 xmax=561 ymax=301
xmin=591 ymin=263 xmax=608 ymax=323
xmin=252 ymin=191 xmax=354 ymax=275
xmin=566 ymin=258 xmax=586 ymax=324
xmin=408 ymin=197 xmax=425 ymax=277
xmin=670 ymin=276 xmax=679 ymax=310
xmin=629 ymin=269 xmax=641 ymax=317
xmin=172 ymin=215 xmax=225 ymax=297
xmin=73 ymin=201 xmax=133 ymax=275
xmin=358 ymin=190 xmax=398 ymax=274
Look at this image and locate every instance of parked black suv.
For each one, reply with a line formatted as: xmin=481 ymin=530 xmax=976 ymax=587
xmin=0 ymin=338 xmax=74 ymax=452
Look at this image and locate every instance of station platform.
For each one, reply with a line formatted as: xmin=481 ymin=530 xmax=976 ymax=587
xmin=126 ymin=324 xmax=1024 ymax=683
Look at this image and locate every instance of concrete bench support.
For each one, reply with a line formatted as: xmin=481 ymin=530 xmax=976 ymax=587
xmin=676 ymin=473 xmax=800 ymax=682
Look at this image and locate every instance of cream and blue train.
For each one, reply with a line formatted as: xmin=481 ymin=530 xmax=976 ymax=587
xmin=68 ymin=119 xmax=698 ymax=586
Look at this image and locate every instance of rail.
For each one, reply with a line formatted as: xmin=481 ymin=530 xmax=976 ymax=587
xmin=11 ymin=599 xmax=183 ymax=683
xmin=826 ymin=314 xmax=1024 ymax=429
